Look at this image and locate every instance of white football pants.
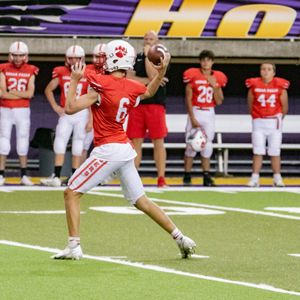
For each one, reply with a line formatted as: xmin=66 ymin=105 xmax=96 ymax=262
xmin=0 ymin=107 xmax=30 ymax=156
xmin=54 ymin=109 xmax=89 ymax=156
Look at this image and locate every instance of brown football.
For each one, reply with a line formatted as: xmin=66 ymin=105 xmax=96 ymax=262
xmin=147 ymin=44 xmax=168 ymax=65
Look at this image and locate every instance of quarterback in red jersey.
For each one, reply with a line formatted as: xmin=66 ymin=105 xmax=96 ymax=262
xmin=246 ymin=63 xmax=289 ymax=187
xmin=52 ymin=40 xmax=196 ymax=260
xmin=40 ymin=45 xmax=90 ymax=187
xmin=82 ymin=43 xmax=107 ymax=162
xmin=0 ymin=41 xmax=39 ymax=186
xmin=183 ymin=50 xmax=227 ymax=186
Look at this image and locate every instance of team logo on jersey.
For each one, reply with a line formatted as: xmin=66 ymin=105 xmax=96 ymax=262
xmin=115 ymin=46 xmax=127 ymax=58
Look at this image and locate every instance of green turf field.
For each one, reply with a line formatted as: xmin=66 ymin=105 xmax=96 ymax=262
xmin=1 ymin=187 xmax=300 ymax=299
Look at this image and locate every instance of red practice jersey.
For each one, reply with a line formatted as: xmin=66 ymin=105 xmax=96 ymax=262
xmin=52 ymin=66 xmax=89 ymax=107
xmin=246 ymin=77 xmax=290 ymax=119
xmin=87 ymin=73 xmax=147 ymax=146
xmin=183 ymin=68 xmax=227 ymax=108
xmin=0 ymin=62 xmax=39 ymax=108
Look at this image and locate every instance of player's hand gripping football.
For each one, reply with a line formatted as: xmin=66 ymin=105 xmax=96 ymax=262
xmin=152 ymin=52 xmax=171 ymax=77
xmin=71 ymin=61 xmax=86 ymax=82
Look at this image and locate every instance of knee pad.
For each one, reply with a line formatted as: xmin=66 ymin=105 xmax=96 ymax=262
xmin=72 ymin=138 xmax=84 ymax=156
xmin=16 ymin=123 xmax=30 ymax=156
xmin=201 ymin=141 xmax=213 ymax=158
xmin=0 ymin=137 xmax=11 ymax=155
xmin=54 ymin=137 xmax=67 ymax=154
xmin=17 ymin=139 xmax=29 ymax=156
xmin=253 ymin=146 xmax=266 ymax=155
xmin=267 ymin=147 xmax=280 ymax=156
xmin=184 ymin=144 xmax=197 ymax=158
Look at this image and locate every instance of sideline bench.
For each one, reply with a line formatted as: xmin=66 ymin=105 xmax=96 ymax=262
xmin=141 ymin=114 xmax=300 ymax=175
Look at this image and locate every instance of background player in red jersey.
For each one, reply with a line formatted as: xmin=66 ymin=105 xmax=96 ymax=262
xmin=183 ymin=50 xmax=227 ymax=186
xmin=126 ymin=31 xmax=169 ymax=188
xmin=0 ymin=41 xmax=39 ymax=186
xmin=82 ymin=43 xmax=107 ymax=162
xmin=41 ymin=45 xmax=89 ymax=187
xmin=246 ymin=63 xmax=289 ymax=187
xmin=52 ymin=40 xmax=196 ymax=260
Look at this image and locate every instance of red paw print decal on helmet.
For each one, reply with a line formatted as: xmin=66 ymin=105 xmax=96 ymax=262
xmin=115 ymin=46 xmax=127 ymax=58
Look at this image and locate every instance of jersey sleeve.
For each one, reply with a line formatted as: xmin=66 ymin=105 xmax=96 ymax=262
xmin=183 ymin=68 xmax=194 ymax=84
xmin=0 ymin=63 xmax=7 ymax=72
xmin=276 ymin=77 xmax=290 ymax=90
xmin=29 ymin=65 xmax=39 ymax=76
xmin=215 ymin=71 xmax=228 ymax=88
xmin=52 ymin=66 xmax=61 ymax=79
xmin=87 ymin=72 xmax=104 ymax=93
xmin=245 ymin=78 xmax=255 ymax=88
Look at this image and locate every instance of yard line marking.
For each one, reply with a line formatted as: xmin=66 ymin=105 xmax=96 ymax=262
xmin=265 ymin=207 xmax=300 ymax=214
xmin=191 ymin=254 xmax=210 ymax=259
xmin=288 ymin=254 xmax=300 ymax=257
xmin=88 ymin=191 xmax=300 ymax=221
xmin=151 ymin=198 xmax=300 ymax=221
xmin=1 ymin=240 xmax=300 ymax=297
xmin=0 ymin=210 xmax=86 ymax=214
xmin=0 ymin=188 xmax=12 ymax=193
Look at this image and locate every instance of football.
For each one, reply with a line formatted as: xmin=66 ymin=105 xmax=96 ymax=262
xmin=147 ymin=44 xmax=168 ymax=65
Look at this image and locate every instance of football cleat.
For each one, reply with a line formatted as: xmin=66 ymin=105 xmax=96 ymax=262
xmin=183 ymin=173 xmax=191 ymax=186
xmin=247 ymin=178 xmax=260 ymax=187
xmin=203 ymin=173 xmax=216 ymax=187
xmin=40 ymin=174 xmax=61 ymax=187
xmin=51 ymin=244 xmax=83 ymax=260
xmin=273 ymin=178 xmax=285 ymax=187
xmin=0 ymin=175 xmax=5 ymax=186
xmin=21 ymin=175 xmax=34 ymax=186
xmin=176 ymin=236 xmax=196 ymax=259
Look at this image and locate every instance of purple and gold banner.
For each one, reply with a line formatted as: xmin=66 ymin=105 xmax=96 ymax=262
xmin=0 ymin=0 xmax=299 ymax=38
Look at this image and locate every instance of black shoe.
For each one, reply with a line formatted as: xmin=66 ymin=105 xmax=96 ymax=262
xmin=203 ymin=173 xmax=216 ymax=187
xmin=183 ymin=173 xmax=191 ymax=185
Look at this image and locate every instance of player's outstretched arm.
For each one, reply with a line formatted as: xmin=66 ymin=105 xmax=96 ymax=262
xmin=141 ymin=52 xmax=171 ymax=100
xmin=65 ymin=62 xmax=98 ymax=115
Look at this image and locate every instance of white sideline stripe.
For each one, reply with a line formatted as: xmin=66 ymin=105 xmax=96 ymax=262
xmin=190 ymin=254 xmax=210 ymax=259
xmin=0 ymin=211 xmax=86 ymax=214
xmin=288 ymin=254 xmax=300 ymax=257
xmin=0 ymin=240 xmax=299 ymax=297
xmin=88 ymin=191 xmax=300 ymax=221
xmin=2 ymin=186 xmax=300 ymax=193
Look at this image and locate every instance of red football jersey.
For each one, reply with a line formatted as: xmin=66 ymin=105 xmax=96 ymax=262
xmin=87 ymin=73 xmax=147 ymax=146
xmin=245 ymin=77 xmax=290 ymax=119
xmin=85 ymin=64 xmax=105 ymax=75
xmin=0 ymin=62 xmax=39 ymax=108
xmin=52 ymin=66 xmax=89 ymax=107
xmin=183 ymin=68 xmax=227 ymax=108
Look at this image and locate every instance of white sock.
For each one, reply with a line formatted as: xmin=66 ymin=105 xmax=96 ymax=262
xmin=171 ymin=228 xmax=183 ymax=240
xmin=251 ymin=173 xmax=259 ymax=181
xmin=273 ymin=173 xmax=282 ymax=181
xmin=68 ymin=236 xmax=80 ymax=248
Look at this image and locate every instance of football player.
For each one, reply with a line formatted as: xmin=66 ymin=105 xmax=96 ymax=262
xmin=52 ymin=40 xmax=196 ymax=260
xmin=182 ymin=50 xmax=227 ymax=186
xmin=0 ymin=41 xmax=39 ymax=186
xmin=40 ymin=45 xmax=89 ymax=187
xmin=246 ymin=63 xmax=289 ymax=187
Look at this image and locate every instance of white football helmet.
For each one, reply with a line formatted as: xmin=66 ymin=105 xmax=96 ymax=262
xmin=105 ymin=40 xmax=136 ymax=72
xmin=92 ymin=43 xmax=106 ymax=72
xmin=186 ymin=128 xmax=207 ymax=152
xmin=9 ymin=41 xmax=29 ymax=65
xmin=65 ymin=45 xmax=85 ymax=67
